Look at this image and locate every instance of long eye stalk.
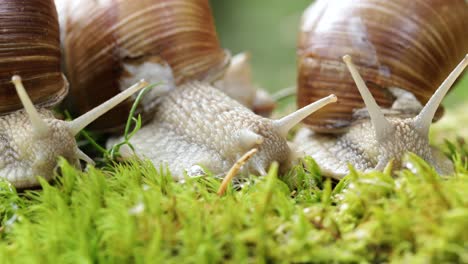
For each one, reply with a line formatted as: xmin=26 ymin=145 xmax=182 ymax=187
xmin=414 ymin=54 xmax=468 ymax=135
xmin=11 ymin=75 xmax=50 ymax=138
xmin=67 ymin=80 xmax=149 ymax=135
xmin=343 ymin=55 xmax=393 ymax=141
xmin=273 ymin=94 xmax=337 ymax=137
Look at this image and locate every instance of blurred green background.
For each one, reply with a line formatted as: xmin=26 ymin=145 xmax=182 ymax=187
xmin=210 ymin=0 xmax=467 ymax=109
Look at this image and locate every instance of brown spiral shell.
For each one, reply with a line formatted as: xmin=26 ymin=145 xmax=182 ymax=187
xmin=297 ymin=0 xmax=468 ymax=132
xmin=61 ymin=0 xmax=229 ymax=131
xmin=0 ymin=0 xmax=67 ymax=114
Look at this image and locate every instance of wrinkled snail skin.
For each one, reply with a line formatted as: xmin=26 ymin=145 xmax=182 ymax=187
xmin=110 ymin=82 xmax=337 ymax=179
xmin=0 ymin=108 xmax=78 ymax=188
xmin=294 ymin=118 xmax=452 ymax=178
xmin=295 ymin=55 xmax=468 ymax=179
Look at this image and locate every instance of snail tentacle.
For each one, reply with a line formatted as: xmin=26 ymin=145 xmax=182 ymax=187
xmin=273 ymin=94 xmax=337 ymax=137
xmin=343 ymin=55 xmax=393 ymax=141
xmin=76 ymin=148 xmax=95 ymax=165
xmin=414 ymin=54 xmax=468 ymax=135
xmin=238 ymin=129 xmax=264 ymax=150
xmin=11 ymin=76 xmax=50 ymax=139
xmin=67 ymin=80 xmax=149 ymax=136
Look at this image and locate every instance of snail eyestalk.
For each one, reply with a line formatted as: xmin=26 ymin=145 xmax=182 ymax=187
xmin=76 ymin=148 xmax=95 ymax=165
xmin=343 ymin=55 xmax=393 ymax=141
xmin=414 ymin=54 xmax=468 ymax=135
xmin=273 ymin=94 xmax=337 ymax=137
xmin=11 ymin=75 xmax=50 ymax=138
xmin=67 ymin=80 xmax=148 ymax=136
xmin=238 ymin=129 xmax=264 ymax=150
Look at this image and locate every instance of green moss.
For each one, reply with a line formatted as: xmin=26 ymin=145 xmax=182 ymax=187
xmin=0 ymin=144 xmax=466 ymax=263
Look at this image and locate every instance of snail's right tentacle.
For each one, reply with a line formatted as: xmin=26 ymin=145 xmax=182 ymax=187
xmin=11 ymin=75 xmax=50 ymax=139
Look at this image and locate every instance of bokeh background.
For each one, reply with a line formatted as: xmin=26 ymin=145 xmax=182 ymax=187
xmin=210 ymin=0 xmax=467 ymax=109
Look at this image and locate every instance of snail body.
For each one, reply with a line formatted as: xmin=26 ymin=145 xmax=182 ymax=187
xmin=0 ymin=0 xmax=147 ymax=188
xmin=0 ymin=103 xmax=77 ymax=188
xmin=295 ymin=0 xmax=468 ymax=178
xmin=110 ymin=81 xmax=337 ymax=178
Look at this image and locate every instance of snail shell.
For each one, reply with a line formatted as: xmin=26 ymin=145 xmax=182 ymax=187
xmin=0 ymin=0 xmax=67 ymax=114
xmin=60 ymin=0 xmax=230 ymax=132
xmin=297 ymin=0 xmax=468 ymax=132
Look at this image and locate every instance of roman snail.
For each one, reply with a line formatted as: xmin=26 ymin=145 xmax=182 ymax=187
xmin=0 ymin=0 xmax=149 ymax=188
xmin=293 ymin=0 xmax=468 ymax=178
xmin=58 ymin=0 xmax=338 ymax=179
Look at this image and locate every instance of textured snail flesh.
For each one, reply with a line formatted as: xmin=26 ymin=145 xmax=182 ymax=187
xmin=294 ymin=118 xmax=453 ymax=178
xmin=0 ymin=108 xmax=78 ymax=188
xmin=109 ymin=82 xmax=337 ymax=179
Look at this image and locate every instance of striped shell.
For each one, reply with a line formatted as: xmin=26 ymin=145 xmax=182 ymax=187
xmin=0 ymin=0 xmax=67 ymax=114
xmin=297 ymin=0 xmax=468 ymax=132
xmin=61 ymin=0 xmax=229 ymax=131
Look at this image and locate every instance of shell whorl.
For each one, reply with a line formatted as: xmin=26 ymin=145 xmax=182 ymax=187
xmin=62 ymin=0 xmax=229 ymax=131
xmin=0 ymin=0 xmax=67 ymax=114
xmin=297 ymin=0 xmax=468 ymax=132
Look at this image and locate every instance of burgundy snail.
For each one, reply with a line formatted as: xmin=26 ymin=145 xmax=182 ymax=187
xmin=0 ymin=0 xmax=149 ymax=188
xmin=294 ymin=0 xmax=468 ymax=178
xmin=58 ymin=0 xmax=337 ymax=179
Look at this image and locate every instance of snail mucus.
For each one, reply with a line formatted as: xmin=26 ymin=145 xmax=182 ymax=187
xmin=0 ymin=0 xmax=149 ymax=188
xmin=294 ymin=0 xmax=468 ymax=178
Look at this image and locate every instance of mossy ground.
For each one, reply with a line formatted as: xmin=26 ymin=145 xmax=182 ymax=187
xmin=0 ymin=138 xmax=466 ymax=263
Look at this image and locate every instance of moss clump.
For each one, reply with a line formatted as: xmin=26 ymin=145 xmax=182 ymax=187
xmin=0 ymin=147 xmax=466 ymax=263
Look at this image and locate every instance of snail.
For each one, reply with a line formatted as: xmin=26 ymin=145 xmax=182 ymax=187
xmin=59 ymin=0 xmax=339 ymax=178
xmin=293 ymin=0 xmax=468 ymax=178
xmin=0 ymin=0 xmax=148 ymax=188
xmin=59 ymin=0 xmax=279 ymax=131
